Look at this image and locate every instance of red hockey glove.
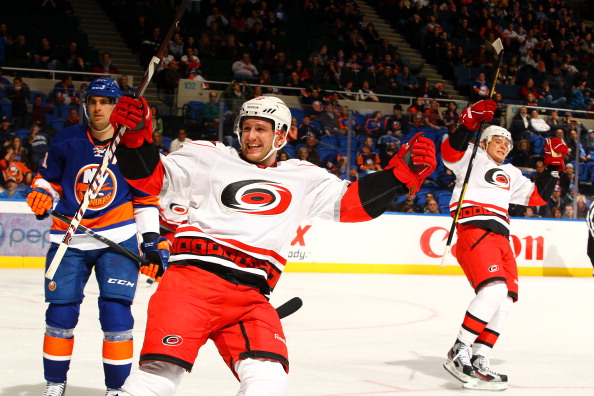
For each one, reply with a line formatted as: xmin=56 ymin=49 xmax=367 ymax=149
xmin=459 ymin=99 xmax=497 ymax=131
xmin=140 ymin=233 xmax=170 ymax=282
xmin=26 ymin=187 xmax=53 ymax=218
xmin=110 ymin=96 xmax=153 ymax=148
xmin=544 ymin=137 xmax=568 ymax=172
xmin=385 ymin=132 xmax=437 ymax=194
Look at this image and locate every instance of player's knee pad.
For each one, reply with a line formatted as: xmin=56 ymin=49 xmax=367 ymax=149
xmin=122 ymin=361 xmax=184 ymax=396
xmin=98 ymin=297 xmax=133 ymax=332
xmin=476 ymin=281 xmax=508 ymax=311
xmin=46 ymin=303 xmax=80 ymax=330
xmin=235 ymin=358 xmax=288 ymax=396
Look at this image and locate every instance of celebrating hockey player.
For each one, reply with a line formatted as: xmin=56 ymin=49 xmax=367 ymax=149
xmin=110 ymin=94 xmax=437 ymax=396
xmin=441 ymin=99 xmax=567 ymax=390
xmin=26 ymin=78 xmax=168 ymax=396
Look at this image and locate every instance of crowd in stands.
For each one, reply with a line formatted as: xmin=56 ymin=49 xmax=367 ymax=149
xmin=2 ymin=0 xmax=594 ymax=219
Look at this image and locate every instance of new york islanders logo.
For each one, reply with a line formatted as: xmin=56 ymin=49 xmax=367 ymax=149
xmin=484 ymin=168 xmax=510 ymax=190
xmin=74 ymin=165 xmax=117 ymax=210
xmin=220 ymin=180 xmax=292 ymax=215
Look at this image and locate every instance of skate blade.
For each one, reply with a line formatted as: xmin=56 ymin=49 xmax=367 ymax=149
xmin=462 ymin=379 xmax=508 ymax=391
xmin=443 ymin=360 xmax=475 ymax=384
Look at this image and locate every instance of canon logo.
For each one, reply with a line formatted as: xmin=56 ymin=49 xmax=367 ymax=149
xmin=420 ymin=226 xmax=544 ymax=260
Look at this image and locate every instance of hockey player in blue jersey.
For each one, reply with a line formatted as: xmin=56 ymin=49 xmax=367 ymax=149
xmin=26 ymin=78 xmax=169 ymax=396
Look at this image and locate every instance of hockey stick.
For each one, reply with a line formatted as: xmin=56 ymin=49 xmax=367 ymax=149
xmin=276 ymin=297 xmax=303 ymax=319
xmin=440 ymin=38 xmax=504 ymax=267
xmin=45 ymin=0 xmax=191 ymax=280
xmin=49 ymin=209 xmax=151 ymax=266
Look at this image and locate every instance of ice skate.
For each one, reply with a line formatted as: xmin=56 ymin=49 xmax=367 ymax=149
xmin=443 ymin=341 xmax=476 ymax=383
xmin=105 ymin=388 xmax=124 ymax=396
xmin=43 ymin=381 xmax=66 ymax=396
xmin=462 ymin=354 xmax=508 ymax=391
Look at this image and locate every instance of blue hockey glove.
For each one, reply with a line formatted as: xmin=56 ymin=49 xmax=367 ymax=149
xmin=140 ymin=232 xmax=171 ymax=282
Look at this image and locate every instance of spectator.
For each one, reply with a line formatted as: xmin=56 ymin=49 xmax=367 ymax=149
xmin=547 ymin=185 xmax=566 ymax=218
xmin=357 ymin=80 xmax=379 ymax=102
xmin=118 ymin=75 xmax=136 ymax=96
xmin=219 ymin=34 xmax=241 ymax=60
xmin=232 ymin=53 xmax=259 ymax=80
xmin=392 ymin=193 xmax=422 ymax=213
xmin=363 ymin=111 xmax=384 ymax=138
xmin=428 ymin=82 xmax=451 ymax=100
xmin=10 ymin=34 xmax=31 ymax=62
xmin=424 ymin=199 xmax=441 ymax=214
xmin=563 ymin=203 xmax=575 ymax=219
xmin=306 ymin=56 xmax=325 ymax=85
xmin=63 ymin=108 xmax=80 ymax=128
xmin=546 ymin=110 xmax=566 ymax=131
xmin=537 ymin=80 xmax=566 ymax=108
xmin=297 ymin=115 xmax=320 ymax=142
xmin=222 ymin=80 xmax=254 ymax=114
xmin=0 ymin=115 xmax=15 ymax=148
xmin=205 ymin=6 xmax=229 ymax=28
xmin=376 ymin=67 xmax=399 ymax=93
xmin=442 ymin=101 xmax=459 ymax=129
xmin=50 ymin=75 xmax=76 ymax=104
xmin=471 ymin=72 xmax=491 ymax=101
xmin=157 ymin=58 xmax=183 ymax=100
xmin=0 ymin=177 xmax=27 ymax=199
xmin=567 ymin=129 xmax=588 ymax=163
xmin=303 ymin=135 xmax=321 ymax=165
xmin=558 ymin=163 xmax=575 ymax=196
xmin=510 ymin=138 xmax=533 ymax=169
xmin=356 ymin=136 xmax=382 ymax=175
xmin=33 ymin=37 xmax=58 ymax=69
xmin=201 ymin=91 xmax=221 ymax=131
xmin=317 ymin=103 xmax=342 ymax=136
xmin=153 ymin=132 xmax=169 ymax=156
xmin=9 ymin=136 xmax=30 ymax=169
xmin=6 ymin=76 xmax=31 ymax=130
xmin=425 ymin=99 xmax=446 ymax=129
xmin=26 ymin=122 xmax=51 ymax=172
xmin=529 ymin=109 xmax=551 ymax=136
xmin=576 ymin=193 xmax=589 ymax=218
xmin=567 ymin=81 xmax=589 ymax=111
xmin=300 ymin=86 xmax=328 ymax=117
xmin=92 ymin=52 xmax=119 ymax=74
xmin=509 ymin=106 xmax=531 ymax=141
xmin=383 ymin=104 xmax=409 ymax=139
xmin=0 ymin=67 xmax=11 ymax=101
xmin=150 ymin=106 xmax=164 ymax=135
xmin=168 ymin=33 xmax=185 ymax=60
xmin=379 ymin=137 xmax=398 ymax=168
xmin=0 ymin=144 xmax=32 ymax=185
xmin=395 ymin=65 xmax=419 ymax=93
xmin=169 ymin=128 xmax=193 ymax=153
xmin=437 ymin=167 xmax=456 ymax=192
xmin=519 ymin=78 xmax=542 ymax=102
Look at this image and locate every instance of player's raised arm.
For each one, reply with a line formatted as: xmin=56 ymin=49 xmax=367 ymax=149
xmin=339 ymin=132 xmax=437 ymax=222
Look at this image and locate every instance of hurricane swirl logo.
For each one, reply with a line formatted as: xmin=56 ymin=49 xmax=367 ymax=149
xmin=169 ymin=203 xmax=189 ymax=215
xmin=162 ymin=335 xmax=183 ymax=346
xmin=484 ymin=168 xmax=510 ymax=190
xmin=74 ymin=165 xmax=117 ymax=210
xmin=221 ymin=180 xmax=292 ymax=215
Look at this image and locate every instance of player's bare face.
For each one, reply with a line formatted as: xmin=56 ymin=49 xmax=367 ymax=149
xmin=241 ymin=117 xmax=282 ymax=166
xmin=486 ymin=136 xmax=510 ymax=164
xmin=87 ymin=96 xmax=115 ymax=135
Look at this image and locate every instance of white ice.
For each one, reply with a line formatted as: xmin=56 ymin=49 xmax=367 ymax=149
xmin=2 ymin=269 xmax=593 ymax=395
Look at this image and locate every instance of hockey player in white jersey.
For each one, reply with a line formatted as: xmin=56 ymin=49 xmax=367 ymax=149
xmin=441 ymin=99 xmax=567 ymax=390
xmin=109 ymin=94 xmax=437 ymax=396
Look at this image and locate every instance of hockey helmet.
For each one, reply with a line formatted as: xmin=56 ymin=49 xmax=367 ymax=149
xmin=234 ymin=96 xmax=292 ymax=161
xmin=85 ymin=77 xmax=121 ymax=103
xmin=480 ymin=125 xmax=513 ymax=155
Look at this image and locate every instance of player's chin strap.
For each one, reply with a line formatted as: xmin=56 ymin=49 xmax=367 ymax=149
xmin=258 ymin=131 xmax=287 ymax=163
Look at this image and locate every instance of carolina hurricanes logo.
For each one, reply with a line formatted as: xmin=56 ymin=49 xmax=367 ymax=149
xmin=162 ymin=335 xmax=183 ymax=346
xmin=169 ymin=203 xmax=189 ymax=215
xmin=485 ymin=168 xmax=510 ymax=190
xmin=488 ymin=265 xmax=499 ymax=272
xmin=221 ymin=180 xmax=292 ymax=215
xmin=74 ymin=165 xmax=117 ymax=210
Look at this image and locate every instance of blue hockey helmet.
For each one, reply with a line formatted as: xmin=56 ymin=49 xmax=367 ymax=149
xmin=85 ymin=77 xmax=121 ymax=103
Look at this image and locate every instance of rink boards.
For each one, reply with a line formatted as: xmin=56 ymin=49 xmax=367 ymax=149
xmin=1 ymin=201 xmax=591 ymax=277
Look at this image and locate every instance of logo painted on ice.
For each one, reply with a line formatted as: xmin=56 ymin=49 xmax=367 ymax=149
xmin=162 ymin=335 xmax=183 ymax=346
xmin=74 ymin=165 xmax=117 ymax=210
xmin=484 ymin=169 xmax=510 ymax=190
xmin=488 ymin=265 xmax=499 ymax=272
xmin=220 ymin=180 xmax=292 ymax=215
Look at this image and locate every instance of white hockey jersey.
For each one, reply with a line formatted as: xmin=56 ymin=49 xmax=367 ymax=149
xmin=158 ymin=141 xmax=350 ymax=294
xmin=443 ymin=143 xmax=537 ymax=236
